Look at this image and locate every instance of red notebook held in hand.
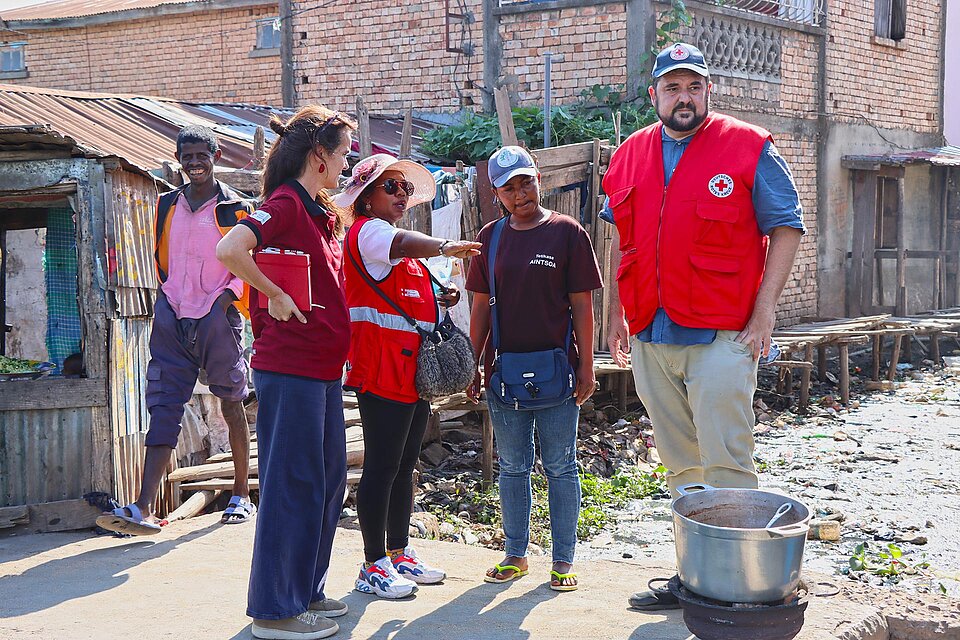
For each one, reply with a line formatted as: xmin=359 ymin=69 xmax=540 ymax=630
xmin=255 ymin=248 xmax=312 ymax=311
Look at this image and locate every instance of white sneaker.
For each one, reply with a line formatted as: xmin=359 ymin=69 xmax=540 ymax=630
xmin=252 ymin=611 xmax=338 ymax=639
xmin=391 ymin=547 xmax=447 ymax=585
xmin=354 ymin=556 xmax=416 ymax=599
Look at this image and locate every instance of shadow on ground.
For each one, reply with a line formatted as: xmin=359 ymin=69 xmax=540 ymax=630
xmin=0 ymin=522 xmax=219 ymax=617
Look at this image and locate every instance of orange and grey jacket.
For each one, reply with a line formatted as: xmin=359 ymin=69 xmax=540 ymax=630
xmin=154 ymin=181 xmax=254 ymax=317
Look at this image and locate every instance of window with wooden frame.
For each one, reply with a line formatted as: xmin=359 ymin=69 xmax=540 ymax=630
xmin=875 ymin=0 xmax=906 ymax=41
xmin=255 ymin=17 xmax=281 ymax=50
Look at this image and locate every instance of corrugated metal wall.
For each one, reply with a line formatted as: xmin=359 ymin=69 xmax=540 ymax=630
xmin=104 ymin=169 xmax=158 ymax=318
xmin=0 ymin=408 xmax=95 ymax=506
xmin=109 ymin=317 xmax=152 ymax=505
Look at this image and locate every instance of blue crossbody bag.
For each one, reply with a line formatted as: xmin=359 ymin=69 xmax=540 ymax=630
xmin=487 ymin=216 xmax=576 ymax=410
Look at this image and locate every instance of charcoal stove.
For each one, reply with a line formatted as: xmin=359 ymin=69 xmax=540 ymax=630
xmin=667 ymin=576 xmax=809 ymax=640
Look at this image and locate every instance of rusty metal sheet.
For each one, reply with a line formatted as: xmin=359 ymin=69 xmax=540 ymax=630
xmin=0 ymin=0 xmax=195 ymax=22
xmin=0 ymin=407 xmax=95 ymax=507
xmin=106 ymin=169 xmax=158 ymax=292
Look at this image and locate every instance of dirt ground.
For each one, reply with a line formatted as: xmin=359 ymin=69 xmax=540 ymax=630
xmin=578 ymin=352 xmax=960 ymax=603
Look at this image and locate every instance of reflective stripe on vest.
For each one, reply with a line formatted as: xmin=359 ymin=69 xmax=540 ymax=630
xmin=349 ymin=306 xmax=434 ymax=334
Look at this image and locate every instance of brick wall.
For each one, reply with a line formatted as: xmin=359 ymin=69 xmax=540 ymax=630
xmin=499 ymin=3 xmax=627 ymax=106
xmin=290 ymin=0 xmax=485 ymax=113
xmin=5 ymin=6 xmax=282 ymax=104
xmin=825 ymin=0 xmax=941 ymax=132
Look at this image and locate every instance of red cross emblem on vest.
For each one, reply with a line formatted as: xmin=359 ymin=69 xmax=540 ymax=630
xmin=708 ymin=173 xmax=734 ymax=198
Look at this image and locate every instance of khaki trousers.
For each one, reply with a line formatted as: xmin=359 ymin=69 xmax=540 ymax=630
xmin=630 ymin=331 xmax=759 ymax=496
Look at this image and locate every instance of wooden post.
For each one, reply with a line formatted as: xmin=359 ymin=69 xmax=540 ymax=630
xmin=422 ymin=410 xmax=442 ymax=445
xmin=481 ymin=408 xmax=494 ymax=488
xmin=356 ymin=96 xmax=372 ymax=159
xmin=399 ymin=108 xmax=413 ymax=159
xmin=817 ymin=345 xmax=827 ymax=382
xmin=617 ymin=373 xmax=628 ymax=412
xmin=614 ymin=111 xmax=622 ymax=146
xmin=253 ymin=126 xmax=265 ymax=170
xmin=279 ymin=0 xmax=295 ymax=107
xmin=838 ymin=342 xmax=850 ymax=407
xmin=784 ymin=368 xmax=794 ymax=398
xmin=799 ymin=344 xmax=813 ymax=413
xmin=895 ymin=176 xmax=907 ymax=315
xmin=887 ymin=334 xmax=902 ymax=381
xmin=494 ymin=86 xmax=518 ymax=146
xmin=872 ymin=334 xmax=882 ymax=381
xmin=930 ymin=331 xmax=942 ymax=367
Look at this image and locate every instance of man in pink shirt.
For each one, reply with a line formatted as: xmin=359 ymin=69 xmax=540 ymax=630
xmin=97 ymin=126 xmax=255 ymax=535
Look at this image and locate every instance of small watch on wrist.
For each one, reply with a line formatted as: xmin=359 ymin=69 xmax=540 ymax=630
xmin=438 ymin=240 xmax=451 ymax=256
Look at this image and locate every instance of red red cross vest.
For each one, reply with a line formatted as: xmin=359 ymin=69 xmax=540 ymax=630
xmin=602 ymin=112 xmax=772 ymax=334
xmin=344 ymin=216 xmax=438 ymax=403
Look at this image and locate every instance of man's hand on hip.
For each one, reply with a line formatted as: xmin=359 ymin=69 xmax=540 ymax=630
xmin=736 ymin=304 xmax=775 ymax=361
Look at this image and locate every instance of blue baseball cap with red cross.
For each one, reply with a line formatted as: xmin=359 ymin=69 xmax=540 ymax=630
xmin=653 ymin=42 xmax=710 ymax=78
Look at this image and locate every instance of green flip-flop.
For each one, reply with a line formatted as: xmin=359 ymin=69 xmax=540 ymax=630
xmin=550 ymin=570 xmax=579 ymax=592
xmin=484 ymin=563 xmax=529 ymax=584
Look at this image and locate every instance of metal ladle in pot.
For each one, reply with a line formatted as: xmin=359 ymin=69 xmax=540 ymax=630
xmin=764 ymin=503 xmax=793 ymax=529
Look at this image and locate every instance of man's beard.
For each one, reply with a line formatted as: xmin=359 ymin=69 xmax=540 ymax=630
xmin=657 ymin=99 xmax=709 ymax=132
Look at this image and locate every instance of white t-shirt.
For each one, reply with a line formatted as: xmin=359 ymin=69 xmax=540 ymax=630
xmin=357 ymin=217 xmax=402 ymax=280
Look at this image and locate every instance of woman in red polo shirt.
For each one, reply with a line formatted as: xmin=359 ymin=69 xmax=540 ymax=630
xmin=334 ymin=154 xmax=480 ymax=600
xmin=217 ymin=105 xmax=356 ymax=640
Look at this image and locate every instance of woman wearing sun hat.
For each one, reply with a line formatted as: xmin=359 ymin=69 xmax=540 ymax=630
xmin=334 ymin=153 xmax=481 ymax=599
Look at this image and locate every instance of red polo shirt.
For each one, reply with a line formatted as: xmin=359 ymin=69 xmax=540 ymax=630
xmin=239 ymin=180 xmax=350 ymax=380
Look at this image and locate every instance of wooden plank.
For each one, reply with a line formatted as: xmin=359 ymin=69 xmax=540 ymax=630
xmin=356 ymin=96 xmax=372 ymax=159
xmin=165 ymin=489 xmax=220 ymax=522
xmin=0 ymin=505 xmax=29 ymax=529
xmin=493 ymin=87 xmax=518 ymax=146
xmin=181 ymin=468 xmax=363 ymax=491
xmin=170 ymin=440 xmax=364 ymax=483
xmin=887 ymin=334 xmax=903 ymax=381
xmin=1 ymin=499 xmax=102 ymax=533
xmin=540 ymin=163 xmax=590 ymax=192
xmin=398 ymin=109 xmax=413 ymax=159
xmin=0 ymin=378 xmax=107 ymax=411
xmin=849 ymin=170 xmax=877 ymax=316
xmin=534 ymin=141 xmax=594 ymax=172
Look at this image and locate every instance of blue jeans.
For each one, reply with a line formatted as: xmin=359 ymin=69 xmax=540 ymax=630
xmin=247 ymin=371 xmax=347 ymax=620
xmin=487 ymin=396 xmax=581 ymax=564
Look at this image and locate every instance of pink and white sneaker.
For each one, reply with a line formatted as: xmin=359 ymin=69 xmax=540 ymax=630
xmin=391 ymin=547 xmax=447 ymax=585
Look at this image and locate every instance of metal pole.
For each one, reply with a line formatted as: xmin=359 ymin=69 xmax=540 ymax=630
xmin=544 ymin=52 xmax=553 ymax=148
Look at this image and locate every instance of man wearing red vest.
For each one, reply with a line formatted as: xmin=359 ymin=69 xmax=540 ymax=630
xmin=603 ymin=43 xmax=804 ymax=610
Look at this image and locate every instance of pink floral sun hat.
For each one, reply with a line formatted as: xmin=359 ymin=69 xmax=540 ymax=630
xmin=333 ymin=153 xmax=436 ymax=211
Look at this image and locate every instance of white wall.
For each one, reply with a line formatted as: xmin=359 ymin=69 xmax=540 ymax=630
xmin=946 ymin=0 xmax=960 ymax=145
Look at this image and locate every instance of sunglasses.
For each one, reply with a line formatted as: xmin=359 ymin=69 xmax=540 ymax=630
xmin=377 ymin=178 xmax=415 ymax=196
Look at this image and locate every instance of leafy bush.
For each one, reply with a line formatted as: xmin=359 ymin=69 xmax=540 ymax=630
xmin=421 ymin=101 xmax=657 ymax=164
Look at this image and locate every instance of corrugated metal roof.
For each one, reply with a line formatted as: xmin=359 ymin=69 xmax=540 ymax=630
xmin=0 ymin=0 xmax=196 ymax=22
xmin=842 ymin=146 xmax=960 ymax=168
xmin=0 ymin=84 xmax=434 ymax=174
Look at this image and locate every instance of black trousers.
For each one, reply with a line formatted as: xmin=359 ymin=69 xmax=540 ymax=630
xmin=356 ymin=392 xmax=430 ymax=562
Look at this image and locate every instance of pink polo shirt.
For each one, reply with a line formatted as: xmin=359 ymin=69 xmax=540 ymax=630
xmin=160 ymin=193 xmax=244 ymax=319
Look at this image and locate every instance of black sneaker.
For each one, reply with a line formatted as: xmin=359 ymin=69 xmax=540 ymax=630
xmin=628 ymin=576 xmax=681 ymax=611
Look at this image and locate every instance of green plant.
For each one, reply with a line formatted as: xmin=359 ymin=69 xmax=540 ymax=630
xmin=847 ymin=542 xmax=931 ymax=583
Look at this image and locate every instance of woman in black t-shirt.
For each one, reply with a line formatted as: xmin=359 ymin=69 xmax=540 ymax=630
xmin=466 ymin=146 xmax=602 ymax=592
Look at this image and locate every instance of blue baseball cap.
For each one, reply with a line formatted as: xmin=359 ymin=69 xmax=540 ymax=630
xmin=652 ymin=42 xmax=709 ymax=79
xmin=488 ymin=146 xmax=538 ymax=188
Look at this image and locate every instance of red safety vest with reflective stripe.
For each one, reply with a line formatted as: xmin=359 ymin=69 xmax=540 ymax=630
xmin=602 ymin=112 xmax=771 ymax=334
xmin=344 ymin=216 xmax=438 ymax=403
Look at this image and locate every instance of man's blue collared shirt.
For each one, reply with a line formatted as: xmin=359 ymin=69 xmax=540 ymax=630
xmin=600 ymin=126 xmax=805 ymax=345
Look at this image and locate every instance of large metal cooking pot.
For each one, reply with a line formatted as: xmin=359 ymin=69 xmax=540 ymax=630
xmin=672 ymin=484 xmax=810 ymax=603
